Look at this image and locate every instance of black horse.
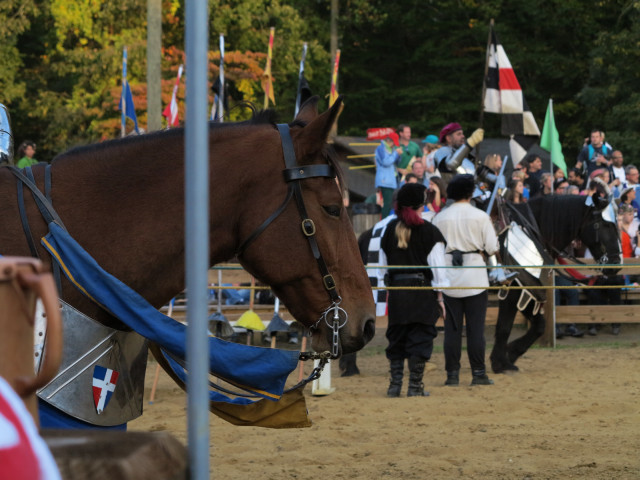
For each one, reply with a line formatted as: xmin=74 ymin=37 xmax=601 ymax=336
xmin=490 ymin=189 xmax=621 ymax=374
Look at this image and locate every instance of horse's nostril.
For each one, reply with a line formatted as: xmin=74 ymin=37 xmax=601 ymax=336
xmin=362 ymin=318 xmax=376 ymax=344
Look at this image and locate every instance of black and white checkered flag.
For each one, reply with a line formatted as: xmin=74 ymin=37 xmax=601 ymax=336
xmin=484 ymin=24 xmax=540 ymax=164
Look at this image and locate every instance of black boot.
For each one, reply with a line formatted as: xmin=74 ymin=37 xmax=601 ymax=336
xmin=386 ymin=359 xmax=404 ymax=397
xmin=471 ymin=369 xmax=494 ymax=386
xmin=407 ymin=357 xmax=429 ymax=397
xmin=444 ymin=370 xmax=459 ymax=386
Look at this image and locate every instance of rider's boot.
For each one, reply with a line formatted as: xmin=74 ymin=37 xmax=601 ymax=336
xmin=407 ymin=356 xmax=429 ymax=397
xmin=386 ymin=359 xmax=404 ymax=397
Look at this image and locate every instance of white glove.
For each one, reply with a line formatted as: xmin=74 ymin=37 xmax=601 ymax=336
xmin=467 ymin=128 xmax=484 ymax=148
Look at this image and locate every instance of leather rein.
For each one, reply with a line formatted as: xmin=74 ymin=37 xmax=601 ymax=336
xmin=235 ymin=123 xmax=347 ymax=361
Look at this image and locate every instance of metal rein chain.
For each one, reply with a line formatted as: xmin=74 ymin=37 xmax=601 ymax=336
xmin=300 ymin=297 xmax=348 ymax=361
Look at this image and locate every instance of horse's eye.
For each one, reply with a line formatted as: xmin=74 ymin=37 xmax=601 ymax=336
xmin=323 ymin=205 xmax=341 ymax=217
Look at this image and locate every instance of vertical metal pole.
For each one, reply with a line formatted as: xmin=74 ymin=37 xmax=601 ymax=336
xmin=146 ymin=0 xmax=162 ymax=132
xmin=185 ymin=0 xmax=209 ymax=478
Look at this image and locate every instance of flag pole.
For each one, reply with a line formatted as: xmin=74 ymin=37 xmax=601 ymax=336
xmin=294 ymin=43 xmax=308 ymax=118
xmin=479 ymin=18 xmax=494 ymax=128
xmin=477 ymin=18 xmax=495 ymax=163
xmin=121 ymin=47 xmax=127 ymax=138
xmin=218 ymin=34 xmax=225 ymax=122
xmin=263 ymin=27 xmax=275 ymax=110
xmin=329 ymin=49 xmax=341 ymax=138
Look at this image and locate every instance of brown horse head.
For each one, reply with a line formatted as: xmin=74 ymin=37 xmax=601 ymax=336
xmin=233 ymin=97 xmax=376 ymax=354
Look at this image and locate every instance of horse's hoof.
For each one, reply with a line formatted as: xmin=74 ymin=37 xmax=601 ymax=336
xmin=340 ymin=368 xmax=360 ymax=377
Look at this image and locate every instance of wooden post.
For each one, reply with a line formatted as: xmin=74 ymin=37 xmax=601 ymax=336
xmin=540 ymin=266 xmax=556 ymax=347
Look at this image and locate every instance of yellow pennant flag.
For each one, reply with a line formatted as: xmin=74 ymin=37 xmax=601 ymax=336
xmin=329 ymin=49 xmax=341 ymax=107
xmin=262 ymin=27 xmax=276 ymax=109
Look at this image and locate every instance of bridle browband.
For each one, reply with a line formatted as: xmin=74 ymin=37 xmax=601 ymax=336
xmin=235 ymin=123 xmax=347 ymax=359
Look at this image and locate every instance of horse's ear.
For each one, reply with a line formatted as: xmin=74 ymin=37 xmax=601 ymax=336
xmin=294 ymin=96 xmax=320 ymax=124
xmin=295 ymin=96 xmax=343 ymax=149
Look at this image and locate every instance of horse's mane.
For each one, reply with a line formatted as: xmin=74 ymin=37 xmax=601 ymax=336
xmin=517 ymin=195 xmax=590 ymax=251
xmin=52 ymin=107 xmax=279 ymax=162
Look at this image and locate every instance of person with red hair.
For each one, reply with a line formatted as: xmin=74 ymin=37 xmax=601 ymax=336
xmin=380 ymin=183 xmax=449 ymax=397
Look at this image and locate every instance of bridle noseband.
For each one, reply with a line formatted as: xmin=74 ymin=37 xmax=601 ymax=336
xmin=235 ymin=123 xmax=347 ymax=359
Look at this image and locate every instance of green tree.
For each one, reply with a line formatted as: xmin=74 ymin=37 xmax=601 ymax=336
xmin=579 ymin=1 xmax=640 ymax=161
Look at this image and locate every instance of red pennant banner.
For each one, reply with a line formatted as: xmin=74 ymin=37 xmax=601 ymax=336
xmin=367 ymin=128 xmax=396 ymax=141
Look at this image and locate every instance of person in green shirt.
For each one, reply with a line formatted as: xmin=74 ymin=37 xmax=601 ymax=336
xmin=396 ymin=125 xmax=422 ymax=183
xmin=16 ymin=140 xmax=38 ymax=168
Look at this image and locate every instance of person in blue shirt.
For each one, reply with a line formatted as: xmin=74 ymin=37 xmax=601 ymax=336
xmin=375 ymin=132 xmax=401 ymax=218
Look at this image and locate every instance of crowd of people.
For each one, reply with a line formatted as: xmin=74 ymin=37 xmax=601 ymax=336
xmin=370 ymin=123 xmax=635 ymax=397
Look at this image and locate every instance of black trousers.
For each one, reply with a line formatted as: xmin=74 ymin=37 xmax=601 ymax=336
xmin=385 ymin=323 xmax=438 ymax=362
xmin=443 ymin=291 xmax=488 ymax=373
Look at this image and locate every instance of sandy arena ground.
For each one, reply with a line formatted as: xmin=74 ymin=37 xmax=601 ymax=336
xmin=131 ymin=323 xmax=640 ymax=480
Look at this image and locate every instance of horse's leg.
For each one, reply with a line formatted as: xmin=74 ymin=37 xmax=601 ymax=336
xmin=505 ymin=302 xmax=546 ymax=365
xmin=490 ymin=289 xmax=520 ymax=373
xmin=339 ymin=352 xmax=360 ymax=377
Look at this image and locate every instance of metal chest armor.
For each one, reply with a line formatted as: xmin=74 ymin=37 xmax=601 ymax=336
xmin=36 ymin=300 xmax=148 ymax=426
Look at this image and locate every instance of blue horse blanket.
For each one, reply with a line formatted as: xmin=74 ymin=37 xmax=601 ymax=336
xmin=41 ymin=222 xmax=300 ymax=405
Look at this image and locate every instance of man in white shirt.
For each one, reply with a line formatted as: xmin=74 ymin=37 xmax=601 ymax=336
xmin=608 ymin=151 xmax=625 ymax=197
xmin=432 ymin=174 xmax=498 ymax=387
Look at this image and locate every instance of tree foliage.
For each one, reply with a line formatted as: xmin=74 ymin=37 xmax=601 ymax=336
xmin=0 ymin=0 xmax=638 ymax=165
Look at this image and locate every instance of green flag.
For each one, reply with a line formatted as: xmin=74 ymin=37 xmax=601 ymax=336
xmin=540 ymin=99 xmax=567 ymax=176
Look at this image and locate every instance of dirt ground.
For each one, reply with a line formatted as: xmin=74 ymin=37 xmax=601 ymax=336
xmin=131 ymin=322 xmax=640 ymax=480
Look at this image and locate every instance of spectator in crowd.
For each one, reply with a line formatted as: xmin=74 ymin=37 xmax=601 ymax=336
xmin=539 ymin=172 xmax=554 ymax=197
xmin=608 ymin=150 xmax=626 ymax=196
xmin=381 ymin=183 xmax=449 ymax=397
xmin=553 ymin=165 xmax=566 ymax=182
xmin=523 ymin=154 xmax=547 ymax=198
xmin=433 ymin=122 xmax=484 ymax=186
xmin=619 ymin=186 xmax=640 ymax=213
xmin=421 ymin=134 xmax=440 ymax=182
xmin=512 ymin=168 xmax=530 ymax=200
xmin=432 ymin=174 xmax=498 ymax=387
xmin=553 ymin=177 xmax=570 ymax=195
xmin=624 ymin=165 xmax=639 ymax=189
xmin=505 ymin=178 xmax=525 ymax=204
xmin=375 ymin=132 xmax=401 ymax=218
xmin=395 ymin=124 xmax=422 ymax=183
xmin=483 ymin=153 xmax=503 ymax=174
xmin=16 ymin=140 xmax=38 ymax=168
xmin=566 ymin=185 xmax=580 ymax=195
xmin=426 ymin=176 xmax=447 ymax=213
xmin=567 ymin=168 xmax=586 ymax=192
xmin=409 ymin=160 xmax=428 ymax=185
xmin=618 ymin=203 xmax=639 ymax=258
xmin=404 ymin=173 xmax=418 ymax=184
xmin=618 ymin=203 xmax=640 ymax=286
xmin=576 ymin=129 xmax=613 ymax=177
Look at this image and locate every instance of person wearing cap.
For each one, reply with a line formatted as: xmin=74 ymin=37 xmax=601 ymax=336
xmin=395 ymin=125 xmax=423 ymax=183
xmin=375 ymin=132 xmax=401 ymax=218
xmin=433 ymin=122 xmax=484 ymax=186
xmin=420 ymin=134 xmax=440 ymax=182
xmin=432 ymin=174 xmax=498 ymax=387
xmin=380 ymin=183 xmax=449 ymax=397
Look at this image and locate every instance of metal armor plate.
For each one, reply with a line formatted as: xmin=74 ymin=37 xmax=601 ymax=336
xmin=37 ymin=300 xmax=148 ymax=426
xmin=506 ymin=222 xmax=544 ymax=279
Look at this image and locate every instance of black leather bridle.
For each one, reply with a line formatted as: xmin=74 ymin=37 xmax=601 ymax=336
xmin=235 ymin=123 xmax=347 ymax=358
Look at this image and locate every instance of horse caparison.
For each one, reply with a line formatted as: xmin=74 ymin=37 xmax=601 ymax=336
xmin=0 ymin=96 xmax=376 ymax=355
xmin=490 ymin=192 xmax=621 ymax=373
